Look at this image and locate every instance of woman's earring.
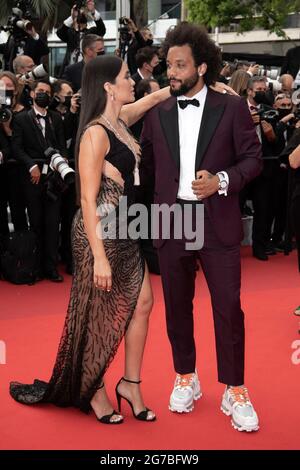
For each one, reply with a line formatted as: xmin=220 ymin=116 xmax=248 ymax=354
xmin=110 ymin=94 xmax=115 ymax=101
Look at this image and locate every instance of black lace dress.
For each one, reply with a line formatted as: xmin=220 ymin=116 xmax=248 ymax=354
xmin=10 ymin=124 xmax=145 ymax=413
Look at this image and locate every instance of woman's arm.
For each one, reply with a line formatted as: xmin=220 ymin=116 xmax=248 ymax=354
xmin=120 ymin=86 xmax=171 ymax=127
xmin=289 ymin=144 xmax=300 ymax=169
xmin=120 ymin=81 xmax=238 ymax=127
xmin=79 ymin=125 xmax=112 ymax=290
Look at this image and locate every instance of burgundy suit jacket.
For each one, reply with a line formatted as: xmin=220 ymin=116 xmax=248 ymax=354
xmin=140 ymin=88 xmax=263 ymax=248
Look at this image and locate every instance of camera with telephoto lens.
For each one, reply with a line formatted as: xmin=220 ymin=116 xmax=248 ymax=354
xmin=0 ymin=89 xmax=14 ymax=123
xmin=44 ymin=147 xmax=75 ymax=185
xmin=43 ymin=147 xmax=75 ymax=201
xmin=20 ymin=63 xmax=48 ymax=81
xmin=0 ymin=1 xmax=36 ymax=42
xmin=74 ymin=0 xmax=87 ymax=24
xmin=119 ymin=17 xmax=131 ymax=41
xmin=118 ymin=17 xmax=132 ymax=59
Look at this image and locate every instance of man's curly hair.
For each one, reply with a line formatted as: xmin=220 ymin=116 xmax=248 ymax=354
xmin=163 ymin=22 xmax=222 ymax=86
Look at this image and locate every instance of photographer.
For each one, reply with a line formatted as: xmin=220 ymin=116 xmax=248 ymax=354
xmin=57 ymin=0 xmax=106 ymax=76
xmin=266 ymin=93 xmax=297 ymax=252
xmin=0 ymin=2 xmax=49 ymax=72
xmin=246 ymin=76 xmax=282 ymax=260
xmin=0 ymin=71 xmax=27 ymax=233
xmin=131 ymin=46 xmax=160 ymax=94
xmin=51 ymin=79 xmax=79 ymax=274
xmin=62 ymin=34 xmax=104 ymax=92
xmin=0 ymin=125 xmax=12 ymax=236
xmin=12 ymin=79 xmax=68 ymax=282
xmin=51 ymin=79 xmax=79 ymax=142
xmin=279 ymin=131 xmax=300 ymax=313
xmin=122 ymin=18 xmax=154 ymax=75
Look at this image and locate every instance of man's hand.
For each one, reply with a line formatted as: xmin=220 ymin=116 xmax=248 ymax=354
xmin=86 ymin=1 xmax=96 ymax=14
xmin=192 ymin=170 xmax=219 ymax=200
xmin=26 ymin=25 xmax=38 ymax=38
xmin=261 ymin=120 xmax=276 ymax=142
xmin=70 ymin=93 xmax=80 ymax=114
xmin=71 ymin=5 xmax=79 ymax=20
xmin=30 ymin=166 xmax=41 ymax=185
xmin=247 ymin=64 xmax=260 ymax=76
xmin=280 ymin=112 xmax=295 ymax=124
xmin=220 ymin=62 xmax=231 ymax=77
xmin=126 ymin=18 xmax=137 ymax=33
xmin=251 ymin=112 xmax=260 ymax=125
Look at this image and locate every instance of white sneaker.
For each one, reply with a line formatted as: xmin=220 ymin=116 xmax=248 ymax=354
xmin=221 ymin=386 xmax=259 ymax=432
xmin=169 ymin=370 xmax=202 ymax=413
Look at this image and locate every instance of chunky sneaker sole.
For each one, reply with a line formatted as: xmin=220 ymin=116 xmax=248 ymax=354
xmin=221 ymin=397 xmax=259 ymax=432
xmin=169 ymin=380 xmax=202 ymax=413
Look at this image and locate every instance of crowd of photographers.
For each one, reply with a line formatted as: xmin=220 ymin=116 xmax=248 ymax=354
xmin=0 ymin=0 xmax=300 ymax=284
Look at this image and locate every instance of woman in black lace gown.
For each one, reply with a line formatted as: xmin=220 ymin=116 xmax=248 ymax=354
xmin=10 ymin=55 xmax=171 ymax=423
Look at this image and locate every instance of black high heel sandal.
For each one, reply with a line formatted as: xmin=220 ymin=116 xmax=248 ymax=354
xmin=93 ymin=383 xmax=124 ymax=424
xmin=115 ymin=377 xmax=156 ymax=422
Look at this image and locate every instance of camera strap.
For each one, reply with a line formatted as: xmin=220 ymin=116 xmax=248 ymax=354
xmin=28 ymin=109 xmax=59 ymax=152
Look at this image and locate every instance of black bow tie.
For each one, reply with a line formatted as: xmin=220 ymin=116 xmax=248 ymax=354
xmin=36 ymin=113 xmax=46 ymax=120
xmin=178 ymin=98 xmax=200 ymax=110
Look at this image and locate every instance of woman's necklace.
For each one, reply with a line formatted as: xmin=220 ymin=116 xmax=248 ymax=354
xmin=100 ymin=114 xmax=140 ymax=186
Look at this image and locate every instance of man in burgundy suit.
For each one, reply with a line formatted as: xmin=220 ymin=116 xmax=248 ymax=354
xmin=141 ymin=23 xmax=263 ymax=432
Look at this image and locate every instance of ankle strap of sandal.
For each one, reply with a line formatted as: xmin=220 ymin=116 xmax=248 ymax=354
xmin=122 ymin=377 xmax=141 ymax=384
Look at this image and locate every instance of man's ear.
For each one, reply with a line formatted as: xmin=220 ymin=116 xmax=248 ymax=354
xmin=198 ymin=63 xmax=207 ymax=77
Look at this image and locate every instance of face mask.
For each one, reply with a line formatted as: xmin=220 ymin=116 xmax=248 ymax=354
xmin=254 ymin=91 xmax=271 ymax=106
xmin=35 ymin=91 xmax=50 ymax=109
xmin=277 ymin=108 xmax=292 ymax=119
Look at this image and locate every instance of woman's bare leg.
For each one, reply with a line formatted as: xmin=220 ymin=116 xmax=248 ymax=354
xmin=117 ymin=264 xmax=155 ymax=419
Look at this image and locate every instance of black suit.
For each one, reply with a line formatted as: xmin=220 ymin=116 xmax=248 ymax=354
xmin=62 ymin=60 xmax=85 ymax=93
xmin=0 ymin=127 xmax=11 ymax=235
xmin=281 ymin=46 xmax=300 ymax=78
xmin=12 ymin=109 xmax=67 ymax=274
xmin=0 ymin=35 xmax=49 ymax=72
xmin=57 ymin=18 xmax=106 ymax=76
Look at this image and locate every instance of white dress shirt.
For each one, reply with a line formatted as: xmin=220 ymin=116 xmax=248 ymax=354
xmin=29 ymin=106 xmax=47 ymax=173
xmin=177 ymin=86 xmax=229 ymax=200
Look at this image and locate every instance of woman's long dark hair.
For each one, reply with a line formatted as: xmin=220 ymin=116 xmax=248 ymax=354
xmin=75 ymin=55 xmax=123 ymax=205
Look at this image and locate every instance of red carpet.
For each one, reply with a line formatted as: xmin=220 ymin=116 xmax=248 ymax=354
xmin=0 ymin=247 xmax=299 ymax=450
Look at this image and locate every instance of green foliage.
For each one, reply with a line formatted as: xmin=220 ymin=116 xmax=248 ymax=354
xmin=185 ymin=0 xmax=300 ymax=38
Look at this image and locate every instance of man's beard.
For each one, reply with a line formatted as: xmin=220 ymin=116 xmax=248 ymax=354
xmin=169 ymin=71 xmax=200 ymax=97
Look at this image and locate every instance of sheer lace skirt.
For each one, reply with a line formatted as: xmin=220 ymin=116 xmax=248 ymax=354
xmin=10 ymin=176 xmax=144 ymax=413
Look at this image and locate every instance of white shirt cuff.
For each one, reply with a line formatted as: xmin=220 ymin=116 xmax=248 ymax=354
xmin=0 ymin=151 xmax=3 ymax=164
xmin=94 ymin=10 xmax=101 ymax=21
xmin=217 ymin=171 xmax=229 ymax=196
xmin=64 ymin=16 xmax=73 ymax=27
xmin=29 ymin=164 xmax=38 ymax=173
xmin=33 ymin=33 xmax=39 ymax=40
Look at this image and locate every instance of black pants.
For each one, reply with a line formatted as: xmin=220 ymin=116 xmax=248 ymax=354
xmin=22 ymin=170 xmax=61 ymax=273
xmin=0 ymin=165 xmax=9 ymax=235
xmin=7 ymin=163 xmax=28 ymax=231
xmin=252 ymin=160 xmax=279 ymax=251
